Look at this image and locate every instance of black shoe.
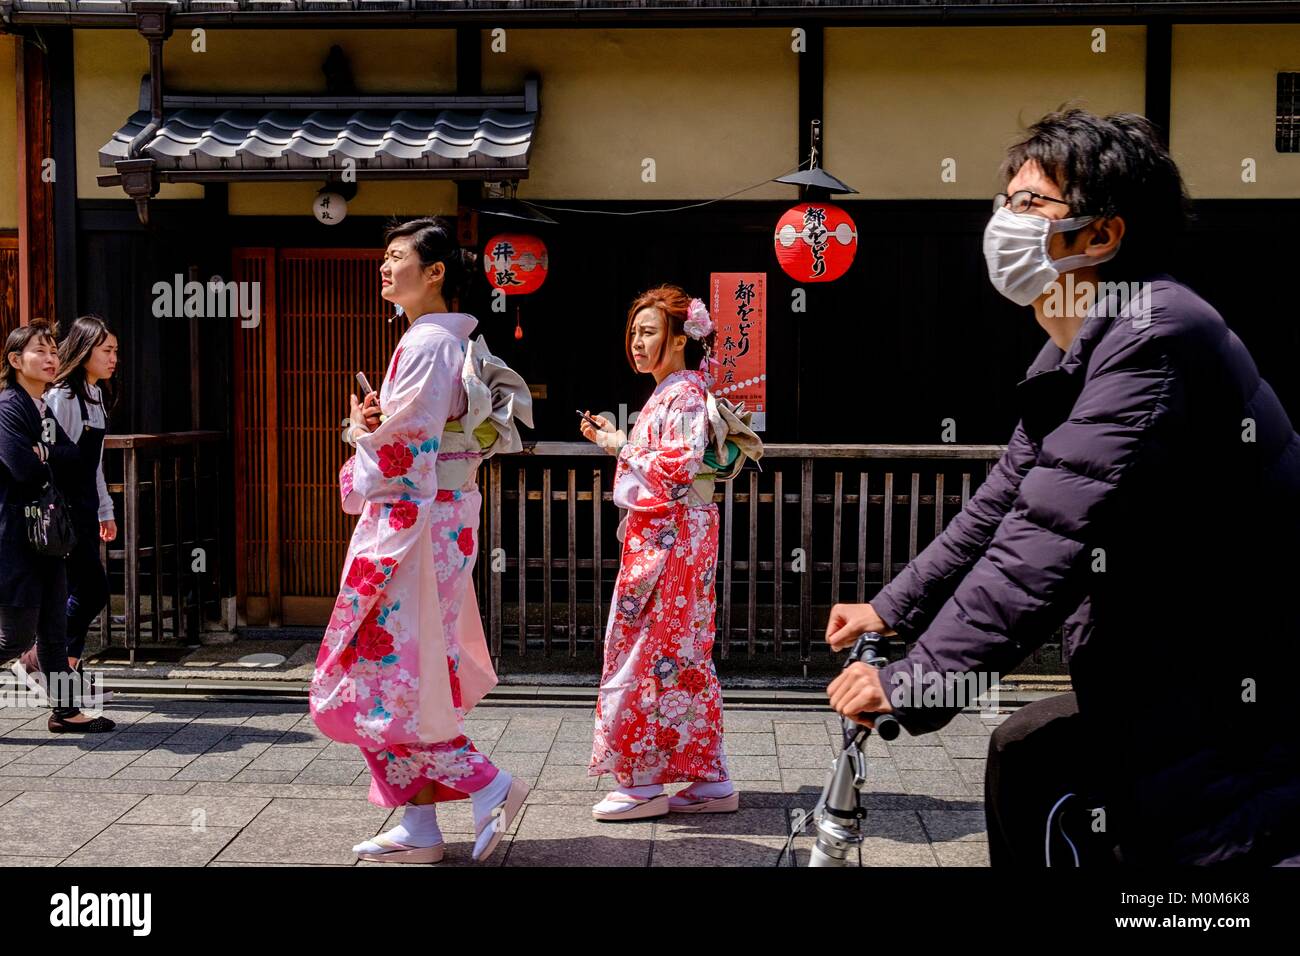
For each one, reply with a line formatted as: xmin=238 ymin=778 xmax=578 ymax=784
xmin=74 ymin=663 xmax=114 ymax=707
xmin=48 ymin=712 xmax=116 ymax=734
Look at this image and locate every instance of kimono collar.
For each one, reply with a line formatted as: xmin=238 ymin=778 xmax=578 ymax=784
xmin=410 ymin=311 xmax=478 ymax=338
xmin=652 ymin=367 xmax=709 ymax=397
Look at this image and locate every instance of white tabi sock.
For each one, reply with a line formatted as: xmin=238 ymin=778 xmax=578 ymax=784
xmin=672 ymin=780 xmax=734 ymax=801
xmin=353 ymin=803 xmax=443 ymax=854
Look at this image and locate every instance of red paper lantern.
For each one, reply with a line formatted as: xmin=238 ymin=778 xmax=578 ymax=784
xmin=483 ymin=233 xmax=549 ymax=296
xmin=773 ymin=202 xmax=858 ymax=283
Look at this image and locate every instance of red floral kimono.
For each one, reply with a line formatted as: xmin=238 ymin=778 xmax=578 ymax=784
xmin=589 ymin=368 xmax=729 ymax=787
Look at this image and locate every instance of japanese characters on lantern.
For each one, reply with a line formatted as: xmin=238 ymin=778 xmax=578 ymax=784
xmin=773 ymin=202 xmax=857 ymax=283
xmin=483 ymin=233 xmax=549 ymax=295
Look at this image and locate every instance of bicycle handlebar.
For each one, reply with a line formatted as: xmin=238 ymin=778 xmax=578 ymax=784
xmin=845 ymin=632 xmax=902 ymax=741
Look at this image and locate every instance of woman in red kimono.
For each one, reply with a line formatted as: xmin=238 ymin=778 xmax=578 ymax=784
xmin=580 ymin=285 xmax=738 ymax=820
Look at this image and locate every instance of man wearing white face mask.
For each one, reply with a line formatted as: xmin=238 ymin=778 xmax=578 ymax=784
xmin=983 ymin=186 xmax=1122 ymax=309
xmin=824 ymin=109 xmax=1300 ymax=867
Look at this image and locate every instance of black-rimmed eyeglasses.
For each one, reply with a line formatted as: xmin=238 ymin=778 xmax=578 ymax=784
xmin=993 ymin=190 xmax=1072 ymax=215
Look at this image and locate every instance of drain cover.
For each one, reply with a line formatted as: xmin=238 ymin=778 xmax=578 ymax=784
xmin=236 ymin=652 xmax=287 ymax=668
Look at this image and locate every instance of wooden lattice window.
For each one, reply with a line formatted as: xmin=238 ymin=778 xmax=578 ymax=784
xmin=1278 ymin=72 xmax=1300 ymax=153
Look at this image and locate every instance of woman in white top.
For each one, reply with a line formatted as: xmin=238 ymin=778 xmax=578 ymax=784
xmin=1 ymin=321 xmax=114 ymax=732
xmin=41 ymin=316 xmax=118 ymax=704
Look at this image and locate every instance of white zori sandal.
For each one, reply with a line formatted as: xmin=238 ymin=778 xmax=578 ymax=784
xmin=592 ymin=791 xmax=671 ymax=822
xmin=667 ymin=785 xmax=740 ymax=814
xmin=352 ymin=833 xmax=446 ymax=865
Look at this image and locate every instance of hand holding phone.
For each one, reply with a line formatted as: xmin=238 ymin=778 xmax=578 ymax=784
xmin=578 ymin=410 xmax=624 ymax=454
xmin=352 ymin=372 xmax=382 ymax=432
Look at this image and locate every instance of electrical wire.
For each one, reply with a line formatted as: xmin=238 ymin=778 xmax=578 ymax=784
xmin=513 ymin=157 xmax=814 ymax=218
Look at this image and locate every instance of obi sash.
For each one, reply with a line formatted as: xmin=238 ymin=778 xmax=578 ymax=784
xmin=434 ymin=334 xmax=534 ymax=494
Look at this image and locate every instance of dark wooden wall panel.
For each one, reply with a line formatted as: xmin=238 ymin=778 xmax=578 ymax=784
xmin=15 ymin=39 xmax=55 ymax=327
xmin=0 ymin=237 xmax=19 ymax=338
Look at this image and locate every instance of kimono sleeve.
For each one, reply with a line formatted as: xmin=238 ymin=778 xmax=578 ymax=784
xmin=341 ymin=334 xmax=458 ymax=512
xmin=614 ymin=385 xmax=710 ymax=514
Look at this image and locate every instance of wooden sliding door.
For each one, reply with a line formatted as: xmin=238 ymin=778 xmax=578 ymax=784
xmin=234 ymin=247 xmax=401 ymax=626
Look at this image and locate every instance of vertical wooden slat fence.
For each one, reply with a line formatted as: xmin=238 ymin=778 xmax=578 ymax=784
xmin=482 ymin=442 xmax=1010 ymax=674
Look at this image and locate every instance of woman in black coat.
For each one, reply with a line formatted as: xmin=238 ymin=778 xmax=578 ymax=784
xmin=0 ymin=321 xmax=114 ymax=732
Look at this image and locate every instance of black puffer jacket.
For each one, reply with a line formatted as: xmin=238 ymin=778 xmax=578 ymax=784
xmin=873 ymin=273 xmax=1300 ymax=865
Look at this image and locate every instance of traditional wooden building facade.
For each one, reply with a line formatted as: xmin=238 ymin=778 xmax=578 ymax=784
xmin=2 ymin=2 xmax=1298 ymax=666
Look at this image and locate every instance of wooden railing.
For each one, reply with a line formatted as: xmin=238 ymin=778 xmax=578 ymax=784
xmin=100 ymin=436 xmax=1068 ymax=676
xmin=481 ymin=442 xmax=1012 ymax=675
xmin=99 ymin=432 xmax=228 ymax=662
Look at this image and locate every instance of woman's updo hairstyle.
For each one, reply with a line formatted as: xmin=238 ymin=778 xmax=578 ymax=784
xmin=383 ymin=216 xmax=479 ymax=307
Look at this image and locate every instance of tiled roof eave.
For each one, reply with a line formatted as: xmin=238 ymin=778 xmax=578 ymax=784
xmin=97 ymin=166 xmax=529 ymax=185
xmin=95 ymin=95 xmax=538 ymax=206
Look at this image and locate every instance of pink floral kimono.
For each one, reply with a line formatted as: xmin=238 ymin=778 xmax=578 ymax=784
xmin=310 ymin=312 xmax=522 ymax=808
xmin=589 ymin=368 xmax=730 ymax=787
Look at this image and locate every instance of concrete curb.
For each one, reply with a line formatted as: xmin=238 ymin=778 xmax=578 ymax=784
xmin=30 ymin=676 xmax=1064 ymax=709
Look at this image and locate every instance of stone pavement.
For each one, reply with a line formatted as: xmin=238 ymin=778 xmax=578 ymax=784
xmin=0 ymin=695 xmax=1007 ymax=867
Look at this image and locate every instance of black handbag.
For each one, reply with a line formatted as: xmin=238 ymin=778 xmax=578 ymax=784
xmin=25 ymin=465 xmax=78 ymax=558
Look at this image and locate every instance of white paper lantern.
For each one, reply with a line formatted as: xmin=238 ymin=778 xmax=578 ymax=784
xmin=313 ymin=192 xmax=347 ymax=225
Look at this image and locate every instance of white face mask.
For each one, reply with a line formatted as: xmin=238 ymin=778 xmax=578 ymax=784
xmin=982 ymin=205 xmax=1121 ymax=307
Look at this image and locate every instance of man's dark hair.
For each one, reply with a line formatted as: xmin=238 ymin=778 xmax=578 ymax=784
xmin=999 ymin=108 xmax=1193 ymax=278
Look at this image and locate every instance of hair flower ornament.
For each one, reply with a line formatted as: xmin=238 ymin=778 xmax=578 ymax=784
xmin=684 ymin=298 xmax=714 ymax=340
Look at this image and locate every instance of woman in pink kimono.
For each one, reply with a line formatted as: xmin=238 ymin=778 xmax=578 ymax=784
xmin=310 ymin=217 xmax=532 ymax=864
xmin=579 ymin=285 xmax=739 ymax=820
